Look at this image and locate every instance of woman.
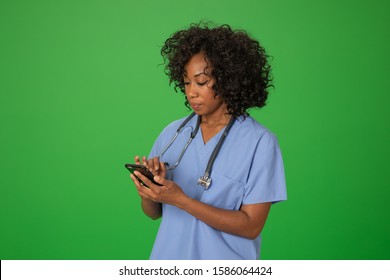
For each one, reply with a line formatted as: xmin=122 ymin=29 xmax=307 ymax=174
xmin=130 ymin=23 xmax=287 ymax=259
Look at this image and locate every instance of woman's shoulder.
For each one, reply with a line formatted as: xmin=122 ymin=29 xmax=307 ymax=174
xmin=236 ymin=115 xmax=280 ymax=149
xmin=236 ymin=115 xmax=273 ymax=136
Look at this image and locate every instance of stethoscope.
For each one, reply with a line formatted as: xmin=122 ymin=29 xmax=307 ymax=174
xmin=159 ymin=112 xmax=235 ymax=190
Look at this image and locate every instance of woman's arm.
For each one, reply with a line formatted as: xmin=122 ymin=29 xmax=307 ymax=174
xmin=178 ymin=197 xmax=271 ymax=239
xmin=133 ymin=171 xmax=271 ymax=239
xmin=140 ymin=193 xmax=162 ymax=220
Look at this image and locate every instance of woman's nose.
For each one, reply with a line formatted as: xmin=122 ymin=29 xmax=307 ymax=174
xmin=187 ymin=83 xmax=198 ymax=98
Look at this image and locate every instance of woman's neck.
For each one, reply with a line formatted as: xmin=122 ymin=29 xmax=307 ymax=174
xmin=201 ymin=113 xmax=232 ymax=128
xmin=199 ymin=109 xmax=232 ymax=144
xmin=200 ymin=104 xmax=231 ymax=128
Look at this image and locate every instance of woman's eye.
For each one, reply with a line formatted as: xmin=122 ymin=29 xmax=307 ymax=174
xmin=183 ymin=81 xmax=209 ymax=86
xmin=197 ymin=81 xmax=209 ymax=86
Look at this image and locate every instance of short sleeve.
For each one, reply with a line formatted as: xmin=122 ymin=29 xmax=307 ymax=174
xmin=243 ymin=132 xmax=287 ymax=205
xmin=148 ymin=120 xmax=179 ymax=159
xmin=148 ymin=130 xmax=165 ymax=159
xmin=148 ymin=116 xmax=195 ymax=159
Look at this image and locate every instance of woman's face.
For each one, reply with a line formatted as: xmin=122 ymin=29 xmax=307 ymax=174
xmin=183 ymin=52 xmax=227 ymax=118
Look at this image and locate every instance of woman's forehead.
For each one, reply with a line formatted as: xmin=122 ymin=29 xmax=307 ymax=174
xmin=184 ymin=53 xmax=212 ymax=77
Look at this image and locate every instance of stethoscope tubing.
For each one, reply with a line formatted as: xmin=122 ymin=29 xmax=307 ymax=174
xmin=158 ymin=112 xmax=199 ymax=170
xmin=158 ymin=112 xmax=235 ymax=189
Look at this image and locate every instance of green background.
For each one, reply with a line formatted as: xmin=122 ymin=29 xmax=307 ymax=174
xmin=1 ymin=0 xmax=389 ymax=260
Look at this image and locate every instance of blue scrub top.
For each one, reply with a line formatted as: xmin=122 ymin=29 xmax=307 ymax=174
xmin=148 ymin=115 xmax=287 ymax=260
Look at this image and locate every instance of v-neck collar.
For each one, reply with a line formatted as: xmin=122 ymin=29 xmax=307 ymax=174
xmin=195 ymin=124 xmax=225 ymax=150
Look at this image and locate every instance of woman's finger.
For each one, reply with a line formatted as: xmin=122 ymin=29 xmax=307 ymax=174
xmin=134 ymin=171 xmax=155 ymax=189
xmin=134 ymin=155 xmax=141 ymax=165
xmin=142 ymin=156 xmax=148 ymax=167
xmin=152 ymin=157 xmax=160 ymax=171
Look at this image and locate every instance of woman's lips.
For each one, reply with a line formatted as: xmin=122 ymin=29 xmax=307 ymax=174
xmin=190 ymin=103 xmax=201 ymax=110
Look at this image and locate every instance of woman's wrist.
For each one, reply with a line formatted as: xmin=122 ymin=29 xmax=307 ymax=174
xmin=175 ymin=194 xmax=193 ymax=211
xmin=141 ymin=197 xmax=162 ymax=219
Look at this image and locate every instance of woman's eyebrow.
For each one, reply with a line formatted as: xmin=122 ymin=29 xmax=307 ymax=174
xmin=183 ymin=72 xmax=208 ymax=78
xmin=194 ymin=72 xmax=207 ymax=77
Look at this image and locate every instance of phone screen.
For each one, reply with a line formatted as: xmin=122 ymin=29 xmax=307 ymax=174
xmin=125 ymin=164 xmax=163 ymax=186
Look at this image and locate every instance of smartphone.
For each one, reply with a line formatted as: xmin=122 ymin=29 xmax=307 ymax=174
xmin=125 ymin=163 xmax=163 ymax=186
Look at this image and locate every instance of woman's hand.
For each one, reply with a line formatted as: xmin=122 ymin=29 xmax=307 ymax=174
xmin=131 ymin=155 xmax=165 ymax=219
xmin=134 ymin=155 xmax=167 ymax=179
xmin=131 ymin=168 xmax=187 ymax=207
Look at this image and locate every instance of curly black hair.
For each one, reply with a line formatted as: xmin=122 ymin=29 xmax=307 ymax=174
xmin=161 ymin=22 xmax=273 ymax=117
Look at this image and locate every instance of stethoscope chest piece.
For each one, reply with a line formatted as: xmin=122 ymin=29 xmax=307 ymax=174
xmin=198 ymin=173 xmax=212 ymax=190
